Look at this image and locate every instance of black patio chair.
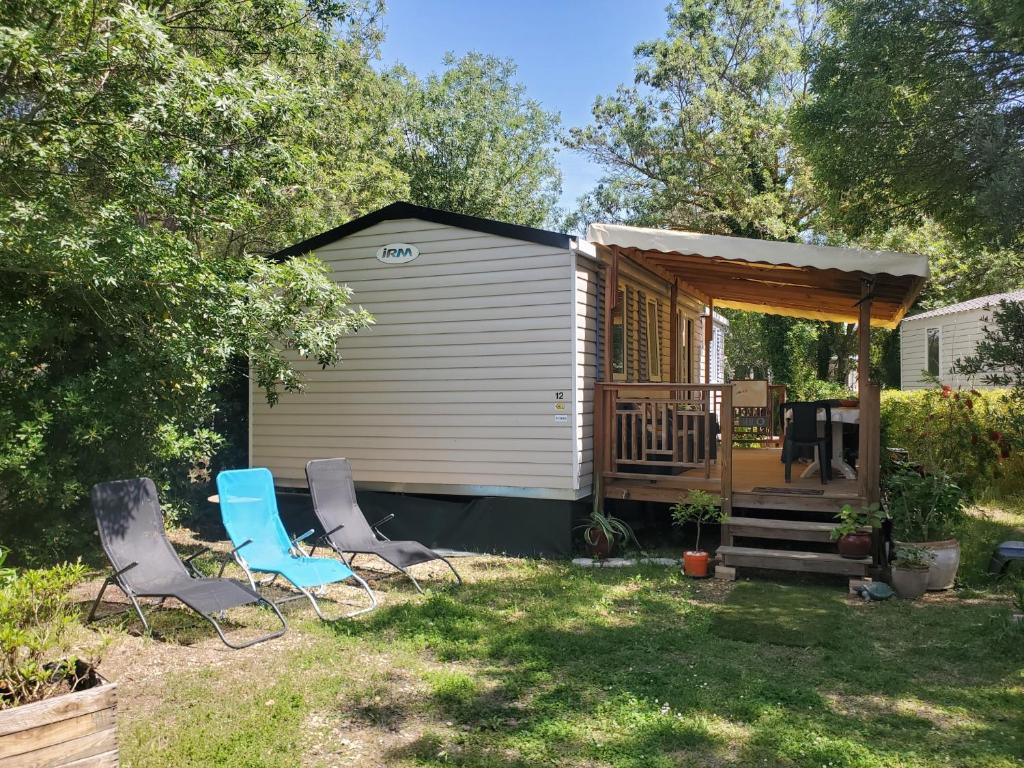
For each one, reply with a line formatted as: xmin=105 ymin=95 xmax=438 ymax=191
xmin=779 ymin=401 xmax=833 ymax=484
xmin=305 ymin=458 xmax=462 ymax=594
xmin=88 ymin=477 xmax=287 ymax=649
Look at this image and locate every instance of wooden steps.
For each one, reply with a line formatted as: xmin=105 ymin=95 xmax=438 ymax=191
xmin=717 ymin=545 xmax=870 ymax=576
xmin=725 ymin=516 xmax=838 ymax=543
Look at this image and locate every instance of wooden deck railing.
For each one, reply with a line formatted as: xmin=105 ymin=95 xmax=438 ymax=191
xmin=595 ymin=383 xmax=733 ymax=505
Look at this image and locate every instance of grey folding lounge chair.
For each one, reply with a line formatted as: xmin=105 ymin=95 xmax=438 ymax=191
xmin=88 ymin=478 xmax=287 ymax=649
xmin=305 ymin=458 xmax=462 ymax=594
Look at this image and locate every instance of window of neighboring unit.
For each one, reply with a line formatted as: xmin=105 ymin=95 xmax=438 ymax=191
xmin=646 ymin=298 xmax=662 ymax=380
xmin=927 ymin=327 xmax=941 ymax=377
xmin=612 ymin=287 xmax=626 ymax=380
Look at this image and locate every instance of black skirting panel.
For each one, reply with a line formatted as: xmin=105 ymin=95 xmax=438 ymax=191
xmin=275 ymin=489 xmax=583 ymax=559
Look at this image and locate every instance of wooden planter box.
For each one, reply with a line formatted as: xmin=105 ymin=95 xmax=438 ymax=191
xmin=0 ymin=666 xmax=118 ymax=767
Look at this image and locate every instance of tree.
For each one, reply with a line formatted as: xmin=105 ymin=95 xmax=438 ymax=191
xmin=794 ymin=0 xmax=1024 ymax=249
xmin=567 ymin=0 xmax=824 ymax=240
xmin=570 ymin=0 xmax=863 ymax=394
xmin=391 ymin=53 xmax=562 ymax=228
xmin=0 ymin=0 xmax=392 ymax=556
xmin=953 ymin=301 xmax=1024 ymax=388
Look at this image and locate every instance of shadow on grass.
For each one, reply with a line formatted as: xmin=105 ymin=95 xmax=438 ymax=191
xmin=324 ymin=565 xmax=1023 ymax=768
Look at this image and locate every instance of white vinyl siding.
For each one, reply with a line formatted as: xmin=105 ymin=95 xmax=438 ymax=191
xmin=251 ymin=218 xmax=581 ymax=497
xmin=900 ymin=307 xmax=995 ymax=389
xmin=575 ymin=257 xmax=599 ymax=496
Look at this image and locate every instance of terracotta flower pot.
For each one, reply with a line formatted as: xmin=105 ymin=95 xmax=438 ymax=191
xmin=891 ymin=566 xmax=929 ymax=599
xmin=837 ymin=531 xmax=872 ymax=559
xmin=683 ymin=550 xmax=709 ymax=578
xmin=587 ymin=528 xmax=613 ymax=559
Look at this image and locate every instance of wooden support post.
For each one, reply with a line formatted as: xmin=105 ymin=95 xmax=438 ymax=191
xmin=856 ymin=280 xmax=881 ymax=506
xmin=857 ymin=280 xmax=871 ymax=395
xmin=602 ymin=247 xmax=618 ymax=381
xmin=719 ymin=384 xmax=733 ymax=524
xmin=704 ymin=299 xmax=714 ymax=384
xmin=669 ymin=281 xmax=679 ymax=382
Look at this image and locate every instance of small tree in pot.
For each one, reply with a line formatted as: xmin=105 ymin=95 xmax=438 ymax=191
xmin=831 ymin=503 xmax=885 ymax=559
xmin=885 ymin=468 xmax=965 ymax=590
xmin=671 ymin=490 xmax=724 ymax=578
xmin=890 ymin=545 xmax=933 ymax=599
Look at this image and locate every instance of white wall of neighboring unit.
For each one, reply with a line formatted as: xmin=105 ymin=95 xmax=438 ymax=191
xmin=250 ymin=218 xmax=589 ymax=499
xmin=900 ymin=307 xmax=991 ymax=389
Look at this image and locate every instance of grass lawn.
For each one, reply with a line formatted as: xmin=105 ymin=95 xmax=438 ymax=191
xmin=79 ymin=502 xmax=1024 ymax=768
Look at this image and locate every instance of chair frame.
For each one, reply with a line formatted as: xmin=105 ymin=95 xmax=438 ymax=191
xmin=780 ymin=400 xmax=833 ymax=485
xmin=87 ymin=546 xmax=287 ymax=650
xmin=309 ymin=514 xmax=463 ymax=595
xmin=217 ymin=533 xmax=378 ymax=621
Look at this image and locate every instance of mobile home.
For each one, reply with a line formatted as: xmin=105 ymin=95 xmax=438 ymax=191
xmin=900 ymin=290 xmax=1024 ymax=389
xmin=256 ymin=202 xmax=928 ymax=568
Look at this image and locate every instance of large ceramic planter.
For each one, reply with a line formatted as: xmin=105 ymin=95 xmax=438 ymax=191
xmin=922 ymin=539 xmax=960 ymax=590
xmin=891 ymin=566 xmax=929 ymax=599
xmin=0 ymin=664 xmax=118 ymax=766
xmin=895 ymin=538 xmax=960 ymax=590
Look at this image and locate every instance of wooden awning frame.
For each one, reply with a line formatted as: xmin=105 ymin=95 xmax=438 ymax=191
xmin=608 ymin=245 xmax=924 ymax=328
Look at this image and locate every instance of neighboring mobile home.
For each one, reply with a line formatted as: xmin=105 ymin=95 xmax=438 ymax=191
xmin=900 ymin=290 xmax=1024 ymax=389
xmin=255 ymin=202 xmax=927 ymax=563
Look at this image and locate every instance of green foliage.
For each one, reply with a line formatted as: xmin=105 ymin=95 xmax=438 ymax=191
xmin=670 ymin=490 xmax=724 ymax=552
xmin=831 ymin=503 xmax=885 ymax=540
xmin=885 ymin=468 xmax=966 ymax=542
xmin=568 ymin=0 xmax=822 ymax=239
xmin=794 ymin=0 xmax=1024 ymax=248
xmin=0 ymin=0 xmax=389 ymax=549
xmin=393 ymin=52 xmax=562 ymax=228
xmin=953 ymin=300 xmax=1024 ymax=389
xmin=892 ymin=544 xmax=934 ymax=570
xmin=0 ymin=548 xmax=14 ymax=587
xmin=576 ymin=510 xmax=639 ymax=554
xmin=0 ymin=558 xmax=88 ymax=708
xmin=881 ymin=387 xmax=1018 ymax=495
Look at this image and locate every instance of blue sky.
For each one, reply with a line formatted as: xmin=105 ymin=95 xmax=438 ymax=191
xmin=377 ymin=0 xmax=671 ymax=213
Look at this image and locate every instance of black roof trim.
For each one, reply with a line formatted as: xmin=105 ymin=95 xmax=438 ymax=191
xmin=272 ymin=201 xmax=572 ymax=259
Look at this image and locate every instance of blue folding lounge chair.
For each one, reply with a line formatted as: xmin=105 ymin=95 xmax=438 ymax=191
xmin=216 ymin=468 xmax=377 ymax=619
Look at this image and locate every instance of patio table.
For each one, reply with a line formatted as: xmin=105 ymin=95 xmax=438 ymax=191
xmin=785 ymin=406 xmax=859 ymax=480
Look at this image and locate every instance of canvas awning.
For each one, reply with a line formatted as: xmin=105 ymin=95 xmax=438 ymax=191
xmin=586 ymin=224 xmax=929 ymax=327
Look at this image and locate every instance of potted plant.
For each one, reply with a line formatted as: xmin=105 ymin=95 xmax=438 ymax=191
xmin=0 ymin=549 xmax=117 ymax=765
xmin=576 ymin=510 xmax=638 ymax=559
xmin=830 ymin=503 xmax=885 ymax=559
xmin=670 ymin=490 xmax=724 ymax=578
xmin=890 ymin=545 xmax=933 ymax=599
xmin=885 ymin=468 xmax=966 ymax=590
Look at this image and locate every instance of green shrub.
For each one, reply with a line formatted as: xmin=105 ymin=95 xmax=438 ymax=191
xmin=0 ymin=557 xmax=88 ymax=708
xmin=881 ymin=387 xmax=1019 ymax=496
xmin=884 ymin=467 xmax=966 ymax=542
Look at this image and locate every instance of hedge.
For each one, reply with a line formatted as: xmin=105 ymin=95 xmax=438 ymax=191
xmin=880 ymin=386 xmax=1023 ymax=498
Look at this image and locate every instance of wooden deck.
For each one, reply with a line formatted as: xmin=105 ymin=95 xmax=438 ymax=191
xmin=604 ymin=446 xmax=864 ymax=513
